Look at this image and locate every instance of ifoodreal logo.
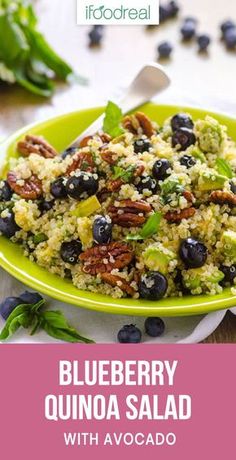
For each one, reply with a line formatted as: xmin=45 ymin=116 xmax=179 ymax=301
xmin=77 ymin=0 xmax=159 ymax=25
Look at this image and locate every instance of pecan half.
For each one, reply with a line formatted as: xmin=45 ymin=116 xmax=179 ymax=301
xmin=122 ymin=112 xmax=155 ymax=138
xmin=164 ymin=207 xmax=196 ymax=223
xmin=79 ymin=136 xmax=93 ymax=148
xmin=101 ymin=273 xmax=135 ymax=296
xmin=108 ymin=200 xmax=152 ymax=227
xmin=66 ymin=151 xmax=95 ymax=175
xmin=183 ymin=190 xmax=195 ymax=203
xmin=209 ymin=191 xmax=236 ymax=206
xmin=107 ymin=178 xmax=124 ymax=192
xmin=17 ymin=135 xmax=57 ymax=159
xmin=101 ymin=150 xmax=117 ymax=165
xmin=7 ymin=171 xmax=42 ymax=200
xmin=79 ymin=242 xmax=133 ymax=275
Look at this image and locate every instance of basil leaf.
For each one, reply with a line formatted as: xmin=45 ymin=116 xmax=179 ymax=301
xmin=0 ymin=299 xmax=45 ymax=341
xmin=112 ymin=165 xmax=135 ymax=182
xmin=126 ymin=212 xmax=162 ymax=241
xmin=103 ymin=101 xmax=124 ymax=138
xmin=216 ymin=158 xmax=234 ymax=179
xmin=40 ymin=311 xmax=94 ymax=344
xmin=0 ymin=14 xmax=29 ymax=63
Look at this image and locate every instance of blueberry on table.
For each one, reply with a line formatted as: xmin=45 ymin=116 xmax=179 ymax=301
xmin=89 ymin=27 xmax=103 ymax=46
xmin=197 ymin=34 xmax=211 ymax=52
xmin=172 ymin=128 xmax=196 ymax=151
xmin=224 ymin=28 xmax=236 ymax=49
xmin=93 ymin=216 xmax=112 ymax=244
xmin=50 ymin=177 xmax=68 ymax=199
xmin=181 ymin=21 xmax=196 ymax=40
xmin=179 ymin=238 xmax=208 ymax=269
xmin=145 ymin=317 xmax=165 ymax=337
xmin=152 ymin=159 xmax=171 ymax=180
xmin=0 ymin=181 xmax=13 ymax=201
xmin=19 ymin=291 xmax=43 ymax=304
xmin=137 ymin=175 xmax=158 ymax=194
xmin=0 ymin=211 xmax=20 ymax=238
xmin=171 ymin=113 xmax=194 ymax=131
xmin=220 ymin=264 xmax=236 ymax=286
xmin=66 ymin=172 xmax=99 ymax=200
xmin=159 ymin=5 xmax=169 ymax=23
xmin=117 ymin=324 xmax=142 ymax=344
xmin=139 ymin=272 xmax=168 ymax=300
xmin=167 ymin=1 xmax=180 ymax=18
xmin=0 ymin=297 xmax=21 ymax=320
xmin=221 ymin=20 xmax=236 ymax=36
xmin=60 ymin=239 xmax=83 ymax=265
xmin=158 ymin=41 xmax=173 ymax=58
xmin=230 ymin=181 xmax=236 ymax=194
xmin=38 ymin=199 xmax=55 ymax=214
xmin=61 ymin=147 xmax=78 ymax=160
xmin=180 ymin=155 xmax=196 ymax=169
xmin=133 ymin=138 xmax=151 ymax=154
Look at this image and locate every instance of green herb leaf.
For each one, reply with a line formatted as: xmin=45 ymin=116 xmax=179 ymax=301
xmin=112 ymin=165 xmax=135 ymax=182
xmin=103 ymin=101 xmax=124 ymax=138
xmin=40 ymin=310 xmax=94 ymax=344
xmin=216 ymin=158 xmax=234 ymax=179
xmin=126 ymin=212 xmax=162 ymax=241
xmin=33 ymin=233 xmax=48 ymax=244
xmin=0 ymin=299 xmax=45 ymax=341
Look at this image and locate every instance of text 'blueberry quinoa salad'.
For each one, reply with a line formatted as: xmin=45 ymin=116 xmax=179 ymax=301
xmin=1 ymin=103 xmax=236 ymax=301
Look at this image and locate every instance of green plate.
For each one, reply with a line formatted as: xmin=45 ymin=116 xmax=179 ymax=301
xmin=0 ymin=103 xmax=235 ymax=317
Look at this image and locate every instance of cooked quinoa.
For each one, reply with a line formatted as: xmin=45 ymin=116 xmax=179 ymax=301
xmin=1 ymin=109 xmax=236 ymax=300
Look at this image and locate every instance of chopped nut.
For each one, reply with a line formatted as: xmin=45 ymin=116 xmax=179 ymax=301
xmin=210 ymin=191 xmax=236 ymax=206
xmin=101 ymin=273 xmax=135 ymax=296
xmin=66 ymin=151 xmax=95 ymax=175
xmin=108 ymin=200 xmax=152 ymax=227
xmin=7 ymin=171 xmax=42 ymax=200
xmin=79 ymin=242 xmax=134 ymax=275
xmin=107 ymin=178 xmax=124 ymax=192
xmin=101 ymin=150 xmax=117 ymax=165
xmin=79 ymin=136 xmax=93 ymax=148
xmin=164 ymin=207 xmax=196 ymax=223
xmin=17 ymin=135 xmax=57 ymax=158
xmin=122 ymin=112 xmax=155 ymax=138
xmin=183 ymin=190 xmax=195 ymax=203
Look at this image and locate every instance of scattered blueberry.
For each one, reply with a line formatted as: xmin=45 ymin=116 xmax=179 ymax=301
xmin=93 ymin=216 xmax=112 ymax=244
xmin=224 ymin=28 xmax=236 ymax=49
xmin=19 ymin=291 xmax=43 ymax=305
xmin=230 ymin=181 xmax=236 ymax=194
xmin=145 ymin=317 xmax=165 ymax=337
xmin=220 ymin=264 xmax=236 ymax=286
xmin=152 ymin=159 xmax=171 ymax=180
xmin=158 ymin=41 xmax=173 ymax=58
xmin=50 ymin=177 xmax=67 ymax=199
xmin=0 ymin=211 xmax=20 ymax=238
xmin=221 ymin=20 xmax=236 ymax=36
xmin=167 ymin=1 xmax=179 ymax=18
xmin=179 ymin=238 xmax=208 ymax=268
xmin=38 ymin=199 xmax=55 ymax=214
xmin=159 ymin=5 xmax=169 ymax=23
xmin=0 ymin=297 xmax=21 ymax=320
xmin=181 ymin=20 xmax=196 ymax=40
xmin=66 ymin=172 xmax=99 ymax=200
xmin=0 ymin=181 xmax=12 ymax=201
xmin=89 ymin=27 xmax=103 ymax=46
xmin=184 ymin=17 xmax=197 ymax=25
xmin=117 ymin=324 xmax=142 ymax=343
xmin=61 ymin=147 xmax=78 ymax=160
xmin=139 ymin=271 xmax=168 ymax=300
xmin=60 ymin=239 xmax=83 ymax=265
xmin=197 ymin=34 xmax=211 ymax=51
xmin=171 ymin=113 xmax=194 ymax=131
xmin=172 ymin=128 xmax=196 ymax=151
xmin=133 ymin=138 xmax=151 ymax=154
xmin=137 ymin=175 xmax=158 ymax=194
xmin=180 ymin=155 xmax=196 ymax=169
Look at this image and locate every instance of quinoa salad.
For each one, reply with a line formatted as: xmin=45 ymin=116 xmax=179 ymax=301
xmin=1 ymin=106 xmax=236 ymax=301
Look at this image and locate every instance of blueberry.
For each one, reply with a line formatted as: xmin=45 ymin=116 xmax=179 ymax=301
xmin=221 ymin=20 xmax=235 ymax=36
xmin=0 ymin=297 xmax=21 ymax=320
xmin=50 ymin=177 xmax=67 ymax=199
xmin=225 ymin=28 xmax=236 ymax=49
xmin=171 ymin=113 xmax=194 ymax=131
xmin=159 ymin=5 xmax=169 ymax=23
xmin=60 ymin=239 xmax=83 ymax=264
xmin=19 ymin=291 xmax=43 ymax=304
xmin=167 ymin=1 xmax=179 ymax=18
xmin=89 ymin=27 xmax=103 ymax=46
xmin=179 ymin=238 xmax=208 ymax=268
xmin=139 ymin=272 xmax=168 ymax=300
xmin=93 ymin=216 xmax=112 ymax=244
xmin=172 ymin=128 xmax=196 ymax=151
xmin=66 ymin=172 xmax=98 ymax=200
xmin=0 ymin=211 xmax=20 ymax=238
xmin=158 ymin=41 xmax=173 ymax=58
xmin=145 ymin=317 xmax=165 ymax=337
xmin=133 ymin=139 xmax=151 ymax=154
xmin=197 ymin=34 xmax=211 ymax=51
xmin=181 ymin=22 xmax=196 ymax=40
xmin=220 ymin=264 xmax=236 ymax=286
xmin=184 ymin=17 xmax=198 ymax=25
xmin=117 ymin=324 xmax=142 ymax=344
xmin=137 ymin=176 xmax=158 ymax=194
xmin=0 ymin=181 xmax=12 ymax=201
xmin=152 ymin=159 xmax=171 ymax=180
xmin=230 ymin=181 xmax=236 ymax=194
xmin=61 ymin=147 xmax=78 ymax=160
xmin=180 ymin=155 xmax=196 ymax=169
xmin=38 ymin=199 xmax=55 ymax=214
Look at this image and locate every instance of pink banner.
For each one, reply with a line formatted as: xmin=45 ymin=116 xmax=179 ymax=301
xmin=0 ymin=344 xmax=234 ymax=459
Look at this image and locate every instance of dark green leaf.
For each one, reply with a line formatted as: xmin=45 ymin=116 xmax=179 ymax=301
xmin=0 ymin=14 xmax=29 ymax=63
xmin=41 ymin=310 xmax=94 ymax=344
xmin=33 ymin=233 xmax=48 ymax=244
xmin=112 ymin=165 xmax=135 ymax=182
xmin=103 ymin=101 xmax=124 ymax=138
xmin=126 ymin=212 xmax=162 ymax=241
xmin=216 ymin=158 xmax=234 ymax=179
xmin=0 ymin=299 xmax=45 ymax=341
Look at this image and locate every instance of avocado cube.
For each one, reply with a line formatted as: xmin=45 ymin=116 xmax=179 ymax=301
xmin=221 ymin=230 xmax=236 ymax=261
xmin=198 ymin=170 xmax=227 ymax=191
xmin=143 ymin=243 xmax=176 ymax=275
